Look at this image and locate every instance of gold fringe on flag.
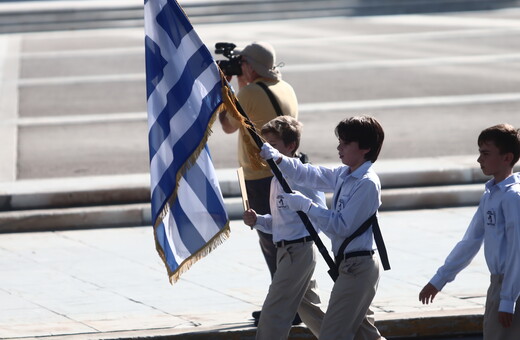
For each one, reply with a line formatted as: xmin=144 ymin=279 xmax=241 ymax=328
xmin=220 ymin=75 xmax=268 ymax=171
xmin=153 ymin=74 xmax=233 ymax=284
xmin=165 ymin=222 xmax=230 ymax=284
xmin=153 ymin=70 xmax=270 ymax=284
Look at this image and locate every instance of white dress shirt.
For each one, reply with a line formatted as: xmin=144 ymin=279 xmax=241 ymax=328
xmin=254 ymin=173 xmax=327 ymax=243
xmin=430 ymin=173 xmax=520 ymax=314
xmin=278 ymin=158 xmax=381 ymax=256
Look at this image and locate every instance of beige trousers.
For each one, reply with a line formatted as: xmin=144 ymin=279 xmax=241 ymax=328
xmin=319 ymin=254 xmax=384 ymax=340
xmin=256 ymin=241 xmax=325 ymax=340
xmin=483 ymin=274 xmax=520 ymax=340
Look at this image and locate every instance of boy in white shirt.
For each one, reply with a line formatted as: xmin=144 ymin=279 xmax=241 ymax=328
xmin=419 ymin=123 xmax=520 ymax=339
xmin=243 ymin=116 xmax=326 ymax=339
xmin=260 ymin=115 xmax=387 ymax=340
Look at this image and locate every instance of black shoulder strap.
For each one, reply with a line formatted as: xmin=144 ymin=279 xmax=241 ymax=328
xmin=372 ymin=217 xmax=391 ymax=270
xmin=296 ymin=152 xmax=309 ymax=164
xmin=257 ymin=81 xmax=284 ymax=116
xmin=335 ymin=213 xmax=391 ymax=271
xmin=336 ymin=213 xmax=376 ymax=260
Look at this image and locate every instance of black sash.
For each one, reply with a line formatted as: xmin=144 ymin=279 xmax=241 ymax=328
xmin=335 ymin=213 xmax=391 ymax=271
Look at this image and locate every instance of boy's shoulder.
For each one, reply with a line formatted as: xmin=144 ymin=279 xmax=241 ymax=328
xmin=355 ymin=165 xmax=381 ymax=189
xmin=362 ymin=163 xmax=380 ymax=179
xmin=503 ymin=184 xmax=520 ymax=200
xmin=503 ymin=173 xmax=520 ymax=194
xmin=501 ymin=174 xmax=520 ymax=211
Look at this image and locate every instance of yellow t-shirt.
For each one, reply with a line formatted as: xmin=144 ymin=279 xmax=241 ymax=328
xmin=228 ymin=78 xmax=298 ymax=180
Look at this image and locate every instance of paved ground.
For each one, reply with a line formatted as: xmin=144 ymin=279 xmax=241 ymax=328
xmin=1 ymin=207 xmax=487 ymax=340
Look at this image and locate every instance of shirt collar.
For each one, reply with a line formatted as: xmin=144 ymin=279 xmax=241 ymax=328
xmin=485 ymin=172 xmax=520 ymax=192
xmin=342 ymin=161 xmax=372 ymax=180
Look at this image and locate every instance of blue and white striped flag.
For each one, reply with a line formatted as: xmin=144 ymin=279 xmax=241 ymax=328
xmin=144 ymin=0 xmax=231 ymax=284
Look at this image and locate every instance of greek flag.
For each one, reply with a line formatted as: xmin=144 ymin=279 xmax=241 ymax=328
xmin=144 ymin=0 xmax=230 ymax=283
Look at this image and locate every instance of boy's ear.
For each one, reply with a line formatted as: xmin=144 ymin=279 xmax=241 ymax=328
xmin=503 ymin=152 xmax=514 ymax=165
xmin=288 ymin=141 xmax=298 ymax=155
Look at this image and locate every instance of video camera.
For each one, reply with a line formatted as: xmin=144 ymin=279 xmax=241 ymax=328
xmin=215 ymin=42 xmax=242 ymax=77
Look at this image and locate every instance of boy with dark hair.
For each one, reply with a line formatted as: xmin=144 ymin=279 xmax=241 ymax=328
xmin=260 ymin=115 xmax=387 ymax=340
xmin=244 ymin=115 xmax=326 ymax=339
xmin=419 ymin=124 xmax=520 ymax=339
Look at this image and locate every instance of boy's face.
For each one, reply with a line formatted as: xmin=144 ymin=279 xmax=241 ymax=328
xmin=263 ymin=132 xmax=296 ymax=157
xmin=337 ymin=139 xmax=369 ymax=171
xmin=477 ymin=140 xmax=512 ymax=179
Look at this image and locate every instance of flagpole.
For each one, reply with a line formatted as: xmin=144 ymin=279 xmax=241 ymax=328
xmin=231 ymin=96 xmax=339 ymax=282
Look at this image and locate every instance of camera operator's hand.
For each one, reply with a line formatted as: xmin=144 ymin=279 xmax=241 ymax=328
xmin=219 ymin=111 xmax=238 ymax=134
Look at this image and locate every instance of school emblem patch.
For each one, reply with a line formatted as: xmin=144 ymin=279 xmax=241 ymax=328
xmin=277 ymin=195 xmax=288 ymax=209
xmin=486 ymin=209 xmax=496 ymax=226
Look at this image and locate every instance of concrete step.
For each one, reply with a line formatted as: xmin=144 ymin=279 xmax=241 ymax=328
xmin=0 ymin=156 xmax=492 ymax=211
xmin=0 ymin=183 xmax=485 ymax=233
xmin=64 ymin=309 xmax=482 ymax=339
xmin=0 ymin=202 xmax=151 ymax=233
xmin=2 ymin=156 xmax=517 ymax=232
xmin=0 ymin=0 xmax=519 ymax=33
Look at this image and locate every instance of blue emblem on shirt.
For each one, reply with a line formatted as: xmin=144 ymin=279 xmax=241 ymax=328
xmin=277 ymin=195 xmax=288 ymax=209
xmin=486 ymin=209 xmax=496 ymax=226
xmin=337 ymin=198 xmax=345 ymax=211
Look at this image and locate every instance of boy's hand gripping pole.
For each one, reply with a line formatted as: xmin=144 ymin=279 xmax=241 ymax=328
xmin=231 ymin=97 xmax=339 ymax=281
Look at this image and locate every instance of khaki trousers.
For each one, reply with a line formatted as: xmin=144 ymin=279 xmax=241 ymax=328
xmin=246 ymin=177 xmax=277 ymax=278
xmin=319 ymin=254 xmax=384 ymax=340
xmin=483 ymin=274 xmax=520 ymax=340
xmin=256 ymin=241 xmax=325 ymax=340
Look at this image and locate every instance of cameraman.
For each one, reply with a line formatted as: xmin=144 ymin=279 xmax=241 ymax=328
xmin=218 ymin=41 xmax=298 ymax=321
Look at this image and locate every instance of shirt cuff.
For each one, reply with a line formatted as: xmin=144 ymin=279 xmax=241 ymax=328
xmin=429 ymin=274 xmax=447 ymax=291
xmin=308 ymin=203 xmax=327 ymax=219
xmin=255 ymin=215 xmax=268 ymax=229
xmin=499 ymin=300 xmax=515 ymax=314
xmin=278 ymin=156 xmax=290 ymax=172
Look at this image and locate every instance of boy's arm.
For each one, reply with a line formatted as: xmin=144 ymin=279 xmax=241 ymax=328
xmin=499 ymin=193 xmax=520 ymax=316
xmin=282 ymin=177 xmax=379 ymax=239
xmin=260 ymin=143 xmax=337 ymax=191
xmin=310 ymin=178 xmax=379 ymax=238
xmin=243 ymin=210 xmax=273 ymax=234
xmin=429 ymin=205 xmax=485 ymax=291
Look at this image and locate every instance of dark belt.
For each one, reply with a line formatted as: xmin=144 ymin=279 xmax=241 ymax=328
xmin=337 ymin=250 xmax=375 ymax=263
xmin=275 ymin=236 xmax=313 ymax=247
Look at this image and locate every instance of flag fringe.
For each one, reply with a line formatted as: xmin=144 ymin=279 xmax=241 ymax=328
xmin=155 ymin=91 xmax=223 ymax=229
xmin=153 ymin=72 xmax=233 ymax=285
xmin=220 ymin=76 xmax=267 ymax=171
xmin=170 ymin=221 xmax=230 ymax=284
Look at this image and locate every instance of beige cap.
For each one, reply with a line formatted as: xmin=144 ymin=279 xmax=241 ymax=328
xmin=235 ymin=41 xmax=281 ymax=80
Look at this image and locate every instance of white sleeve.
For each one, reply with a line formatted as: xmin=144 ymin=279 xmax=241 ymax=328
xmin=252 ymin=214 xmax=273 ymax=234
xmin=279 ymin=157 xmax=339 ymax=192
xmin=499 ymin=192 xmax=520 ymax=313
